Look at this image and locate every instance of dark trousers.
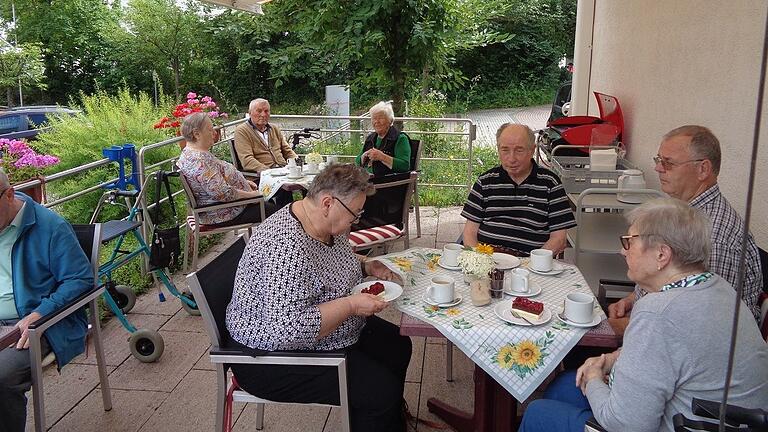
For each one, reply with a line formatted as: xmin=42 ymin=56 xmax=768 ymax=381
xmin=231 ymin=316 xmax=412 ymax=432
xmin=0 ymin=319 xmax=51 ymax=432
xmin=207 ymin=202 xmax=277 ymax=229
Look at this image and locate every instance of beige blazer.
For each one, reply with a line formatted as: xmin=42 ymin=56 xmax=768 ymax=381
xmin=233 ymin=121 xmax=298 ymax=172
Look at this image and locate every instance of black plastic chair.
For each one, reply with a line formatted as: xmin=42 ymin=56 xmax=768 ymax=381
xmin=185 ymin=237 xmax=351 ymax=432
xmin=28 ymin=223 xmax=112 ymax=432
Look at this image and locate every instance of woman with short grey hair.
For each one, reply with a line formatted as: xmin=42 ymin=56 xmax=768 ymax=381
xmin=519 ymin=197 xmax=768 ymax=432
xmin=226 ymin=163 xmax=413 ymax=432
xmin=176 ymin=113 xmax=269 ymax=226
xmin=355 ymin=101 xmax=411 ymax=176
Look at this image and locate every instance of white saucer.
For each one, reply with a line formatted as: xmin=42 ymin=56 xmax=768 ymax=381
xmin=303 ymin=169 xmax=320 ymax=175
xmin=494 ymin=300 xmax=552 ymax=326
xmin=503 ymin=282 xmax=542 ymax=298
xmin=351 ymin=280 xmax=403 ymax=302
xmin=528 ymin=262 xmax=566 ymax=276
xmin=286 ymin=174 xmax=305 ymax=180
xmin=492 ymin=253 xmax=520 ymax=270
xmin=270 ymin=170 xmax=287 ymax=177
xmin=422 ymin=293 xmax=463 ymax=308
xmin=555 ymin=312 xmax=602 ymax=328
xmin=437 ymin=258 xmax=462 ymax=271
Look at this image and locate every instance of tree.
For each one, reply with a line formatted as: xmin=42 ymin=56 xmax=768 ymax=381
xmin=0 ymin=43 xmax=46 ymax=106
xmin=1 ymin=0 xmax=123 ymax=104
xmin=124 ymin=0 xmax=202 ymax=100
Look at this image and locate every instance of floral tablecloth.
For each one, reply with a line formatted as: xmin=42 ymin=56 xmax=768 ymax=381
xmin=258 ymin=167 xmax=318 ymax=201
xmin=379 ymin=247 xmax=606 ymax=402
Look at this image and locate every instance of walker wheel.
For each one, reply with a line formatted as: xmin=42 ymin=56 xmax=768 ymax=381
xmin=129 ymin=329 xmax=164 ymax=363
xmin=180 ymin=291 xmax=201 ymax=316
xmin=114 ymin=285 xmax=136 ymax=313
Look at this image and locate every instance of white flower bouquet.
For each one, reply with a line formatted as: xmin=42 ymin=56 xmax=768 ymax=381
xmin=305 ymin=152 xmax=323 ymax=164
xmin=457 ymin=244 xmax=495 ymax=278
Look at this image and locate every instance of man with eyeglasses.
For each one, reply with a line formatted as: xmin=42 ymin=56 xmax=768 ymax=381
xmin=609 ymin=125 xmax=763 ymax=329
xmin=0 ymin=169 xmax=93 ymax=431
xmin=461 ymin=123 xmax=576 ymax=255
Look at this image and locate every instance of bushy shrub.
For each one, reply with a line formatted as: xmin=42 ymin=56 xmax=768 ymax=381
xmin=37 ymin=88 xmax=177 ymax=223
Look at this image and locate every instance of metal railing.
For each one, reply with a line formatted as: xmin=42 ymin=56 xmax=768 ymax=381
xmin=15 ymin=113 xmax=477 ymax=270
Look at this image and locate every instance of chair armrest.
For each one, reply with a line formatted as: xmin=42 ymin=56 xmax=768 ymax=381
xmin=691 ymin=397 xmax=768 ymax=427
xmin=193 ymin=196 xmax=263 ymax=212
xmin=210 ymin=347 xmax=346 ymax=367
xmin=584 ymin=417 xmax=607 ymax=432
xmin=28 ymin=284 xmax=105 ymax=334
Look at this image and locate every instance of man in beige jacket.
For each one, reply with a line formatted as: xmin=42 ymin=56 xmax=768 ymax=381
xmin=234 ymin=98 xmax=297 ymax=173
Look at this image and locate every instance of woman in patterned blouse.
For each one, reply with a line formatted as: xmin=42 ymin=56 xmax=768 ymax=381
xmin=176 ymin=112 xmax=267 ymax=226
xmin=226 ymin=164 xmax=413 ymax=432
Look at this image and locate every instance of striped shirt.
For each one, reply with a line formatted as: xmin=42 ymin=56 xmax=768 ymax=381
xmin=461 ymin=162 xmax=576 ymax=254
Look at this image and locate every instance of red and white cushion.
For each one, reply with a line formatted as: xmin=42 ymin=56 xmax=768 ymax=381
xmin=348 ymin=224 xmax=403 ymax=250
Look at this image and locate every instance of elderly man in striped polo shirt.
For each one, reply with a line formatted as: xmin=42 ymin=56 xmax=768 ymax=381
xmin=462 ymin=123 xmax=576 ymax=256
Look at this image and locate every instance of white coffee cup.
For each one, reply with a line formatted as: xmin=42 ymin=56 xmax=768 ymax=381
xmin=429 ymin=276 xmax=455 ymax=304
xmin=563 ymin=292 xmax=595 ymax=323
xmin=509 ymin=268 xmax=530 ymax=293
xmin=441 ymin=243 xmax=462 ymax=267
xmin=530 ymin=249 xmax=553 ymax=272
xmin=287 ymin=158 xmax=297 ymax=168
xmin=288 ymin=165 xmax=302 ymax=178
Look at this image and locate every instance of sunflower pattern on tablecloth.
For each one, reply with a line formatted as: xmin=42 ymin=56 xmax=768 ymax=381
xmin=389 ymin=257 xmax=413 ymax=272
xmin=261 ymin=185 xmax=272 ymax=196
xmin=423 ymin=305 xmax=461 ymax=318
xmin=491 ymin=331 xmax=556 ymax=379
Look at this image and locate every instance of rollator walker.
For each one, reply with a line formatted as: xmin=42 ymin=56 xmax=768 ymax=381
xmin=89 ymin=144 xmax=198 ymax=362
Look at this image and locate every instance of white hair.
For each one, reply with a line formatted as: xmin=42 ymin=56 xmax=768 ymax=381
xmin=370 ymin=101 xmax=394 ymax=123
xmin=626 ymin=197 xmax=711 ymax=268
xmin=248 ymin=98 xmax=269 ymax=113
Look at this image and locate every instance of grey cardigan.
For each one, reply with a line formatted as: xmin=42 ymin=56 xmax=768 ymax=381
xmin=586 ymin=275 xmax=768 ymax=432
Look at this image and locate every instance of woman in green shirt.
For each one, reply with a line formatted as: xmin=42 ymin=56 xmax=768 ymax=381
xmin=355 ymin=101 xmax=411 ymax=176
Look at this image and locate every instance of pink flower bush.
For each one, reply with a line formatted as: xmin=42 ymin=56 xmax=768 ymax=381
xmin=0 ymin=138 xmax=60 ymax=183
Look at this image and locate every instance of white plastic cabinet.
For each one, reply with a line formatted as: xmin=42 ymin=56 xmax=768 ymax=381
xmin=567 ymin=187 xmax=664 ymax=295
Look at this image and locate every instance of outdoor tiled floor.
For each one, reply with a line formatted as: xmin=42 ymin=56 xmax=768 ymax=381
xmin=26 ymin=207 xmax=478 ymax=432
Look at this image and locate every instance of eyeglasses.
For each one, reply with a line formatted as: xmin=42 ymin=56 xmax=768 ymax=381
xmin=652 ymin=155 xmax=705 ymax=170
xmin=620 ymin=234 xmax=652 ymax=250
xmin=333 ymin=196 xmax=364 ymax=224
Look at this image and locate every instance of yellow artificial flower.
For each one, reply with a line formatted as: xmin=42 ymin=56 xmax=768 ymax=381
xmin=426 ymin=256 xmax=440 ymax=271
xmin=475 ymin=243 xmax=494 ymax=255
xmin=496 ymin=344 xmax=516 ymax=369
xmin=446 ymin=308 xmax=460 ymax=316
xmin=393 ymin=257 xmax=413 ymax=271
xmin=512 ymin=340 xmax=542 ymax=369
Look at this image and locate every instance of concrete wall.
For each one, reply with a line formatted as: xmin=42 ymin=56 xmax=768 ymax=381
xmin=583 ymin=0 xmax=768 ymax=247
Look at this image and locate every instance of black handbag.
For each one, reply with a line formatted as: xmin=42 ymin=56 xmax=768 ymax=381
xmin=149 ymin=170 xmax=181 ymax=270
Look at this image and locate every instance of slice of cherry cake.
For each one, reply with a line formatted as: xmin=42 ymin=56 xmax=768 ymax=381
xmin=511 ymin=297 xmax=544 ymax=321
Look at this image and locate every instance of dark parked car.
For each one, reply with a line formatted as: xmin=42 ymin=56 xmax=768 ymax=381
xmin=0 ymin=105 xmax=79 ymax=141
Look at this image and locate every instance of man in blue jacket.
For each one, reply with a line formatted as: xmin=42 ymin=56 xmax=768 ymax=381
xmin=0 ymin=169 xmax=93 ymax=431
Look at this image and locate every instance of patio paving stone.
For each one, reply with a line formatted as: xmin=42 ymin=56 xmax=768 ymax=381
xmin=160 ymin=307 xmax=208 ymax=334
xmin=138 ymin=369 xmax=245 ymax=432
xmin=416 ymin=342 xmax=475 ymax=429
xmin=49 ymin=389 xmax=166 ymax=432
xmin=233 ymin=400 xmax=329 ymax=432
xmin=192 ymin=346 xmax=215 ymax=371
xmin=130 ymin=286 xmax=184 ymax=317
xmin=107 ymin=330 xmax=210 ymax=393
xmin=24 ymin=363 xmax=116 ymax=430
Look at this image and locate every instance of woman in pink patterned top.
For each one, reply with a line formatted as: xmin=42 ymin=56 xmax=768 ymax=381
xmin=177 ymin=113 xmax=266 ymax=226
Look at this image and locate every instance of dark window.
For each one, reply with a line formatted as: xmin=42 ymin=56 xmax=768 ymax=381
xmin=0 ymin=115 xmax=23 ymax=134
xmin=28 ymin=113 xmax=50 ymax=127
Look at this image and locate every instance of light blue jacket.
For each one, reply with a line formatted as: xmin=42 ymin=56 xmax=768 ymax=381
xmin=11 ymin=193 xmax=93 ymax=368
